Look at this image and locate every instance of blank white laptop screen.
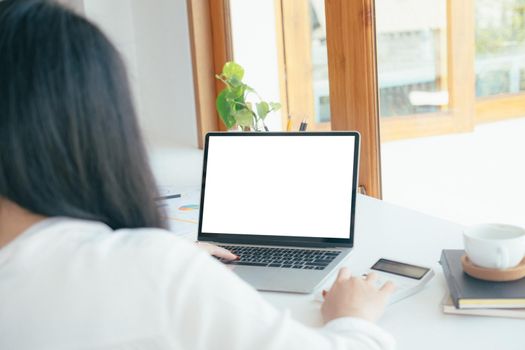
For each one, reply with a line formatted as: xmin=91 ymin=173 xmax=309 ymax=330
xmin=201 ymin=135 xmax=357 ymax=239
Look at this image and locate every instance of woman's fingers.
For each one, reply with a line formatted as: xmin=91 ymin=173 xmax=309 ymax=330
xmin=196 ymin=242 xmax=238 ymax=260
xmin=336 ymin=267 xmax=352 ymax=281
xmin=364 ymin=272 xmax=378 ymax=283
xmin=379 ymin=281 xmax=396 ymax=295
xmin=213 ymin=245 xmax=238 ymax=260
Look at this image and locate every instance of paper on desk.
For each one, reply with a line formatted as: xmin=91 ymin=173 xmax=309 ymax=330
xmin=160 ymin=189 xmax=201 ymax=238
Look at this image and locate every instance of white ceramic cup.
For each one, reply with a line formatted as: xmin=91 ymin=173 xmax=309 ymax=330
xmin=463 ymin=224 xmax=525 ymax=270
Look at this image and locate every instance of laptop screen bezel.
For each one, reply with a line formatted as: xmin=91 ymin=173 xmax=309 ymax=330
xmin=197 ymin=131 xmax=360 ymax=248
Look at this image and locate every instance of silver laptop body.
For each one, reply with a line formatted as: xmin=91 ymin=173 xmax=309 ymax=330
xmin=198 ymin=132 xmax=360 ymax=294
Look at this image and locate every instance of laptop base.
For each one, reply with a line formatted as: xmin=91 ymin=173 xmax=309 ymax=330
xmin=213 ymin=244 xmax=352 ymax=293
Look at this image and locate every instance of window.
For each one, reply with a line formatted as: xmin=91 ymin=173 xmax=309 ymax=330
xmin=188 ymin=0 xmax=525 ymax=198
xmin=188 ymin=0 xmax=382 ymax=197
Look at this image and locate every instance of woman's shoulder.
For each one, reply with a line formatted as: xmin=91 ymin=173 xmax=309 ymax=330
xmin=7 ymin=217 xmax=212 ymax=305
xmin=79 ymin=218 xmax=202 ymax=264
xmin=12 ymin=217 xmax=203 ymax=276
xmin=0 ymin=218 xmax=210 ymax=348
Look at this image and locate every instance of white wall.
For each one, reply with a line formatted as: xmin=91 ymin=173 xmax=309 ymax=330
xmin=83 ymin=0 xmax=140 ymax=98
xmin=83 ymin=0 xmax=198 ymax=149
xmin=129 ymin=0 xmax=198 ymax=148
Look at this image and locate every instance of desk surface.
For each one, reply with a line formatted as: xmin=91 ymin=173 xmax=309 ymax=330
xmin=153 ymin=148 xmax=523 ymax=350
xmin=261 ymin=195 xmax=524 ymax=350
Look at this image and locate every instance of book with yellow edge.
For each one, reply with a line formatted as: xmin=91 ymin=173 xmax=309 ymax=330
xmin=440 ymin=250 xmax=525 ymax=309
xmin=442 ymin=294 xmax=525 ymax=319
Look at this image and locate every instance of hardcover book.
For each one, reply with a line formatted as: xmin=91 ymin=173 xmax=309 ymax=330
xmin=440 ymin=249 xmax=525 ymax=309
xmin=442 ymin=294 xmax=525 ymax=318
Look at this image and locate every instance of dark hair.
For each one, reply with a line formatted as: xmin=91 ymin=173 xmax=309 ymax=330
xmin=0 ymin=0 xmax=166 ymax=229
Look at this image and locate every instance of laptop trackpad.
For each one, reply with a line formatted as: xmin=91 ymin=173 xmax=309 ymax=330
xmin=228 ymin=265 xmax=328 ymax=294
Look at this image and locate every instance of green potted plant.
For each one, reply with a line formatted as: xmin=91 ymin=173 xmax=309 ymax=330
xmin=215 ymin=61 xmax=281 ymax=131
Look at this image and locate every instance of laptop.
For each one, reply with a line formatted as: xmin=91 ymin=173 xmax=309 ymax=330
xmin=198 ymin=131 xmax=360 ymax=293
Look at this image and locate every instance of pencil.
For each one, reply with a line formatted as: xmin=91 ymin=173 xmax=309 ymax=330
xmin=299 ymin=119 xmax=308 ymax=131
xmin=286 ymin=115 xmax=293 ymax=132
xmin=155 ymin=193 xmax=181 ymax=201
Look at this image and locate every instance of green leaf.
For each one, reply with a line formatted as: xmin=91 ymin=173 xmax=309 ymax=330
xmin=256 ymin=102 xmax=270 ymax=119
xmin=216 ymin=90 xmax=236 ymax=129
xmin=230 ymin=85 xmax=245 ymax=99
xmin=233 ymin=109 xmax=253 ymax=128
xmin=246 ymin=102 xmax=253 ymax=110
xmin=229 ymin=77 xmax=243 ymax=88
xmin=269 ymin=102 xmax=281 ymax=111
xmin=222 ymin=61 xmax=244 ymax=81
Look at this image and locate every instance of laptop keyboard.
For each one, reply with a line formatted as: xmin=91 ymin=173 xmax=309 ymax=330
xmin=217 ymin=245 xmax=341 ymax=270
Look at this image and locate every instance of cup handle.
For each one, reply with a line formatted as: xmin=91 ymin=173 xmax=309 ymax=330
xmin=497 ymin=247 xmax=509 ymax=269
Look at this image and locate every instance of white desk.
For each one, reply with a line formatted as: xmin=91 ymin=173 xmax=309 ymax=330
xmin=152 ymin=148 xmax=524 ymax=350
xmin=262 ymin=195 xmax=524 ymax=350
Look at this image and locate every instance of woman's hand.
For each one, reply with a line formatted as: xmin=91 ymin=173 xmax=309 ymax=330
xmin=196 ymin=242 xmax=238 ymax=261
xmin=321 ymin=268 xmax=395 ymax=324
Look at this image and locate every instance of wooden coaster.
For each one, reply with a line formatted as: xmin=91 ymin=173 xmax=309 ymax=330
xmin=461 ymin=255 xmax=525 ymax=282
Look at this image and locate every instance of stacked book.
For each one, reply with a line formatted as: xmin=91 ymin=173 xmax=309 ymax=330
xmin=440 ymin=249 xmax=525 ymax=319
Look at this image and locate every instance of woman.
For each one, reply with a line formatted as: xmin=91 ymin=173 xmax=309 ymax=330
xmin=0 ymin=1 xmax=396 ymax=349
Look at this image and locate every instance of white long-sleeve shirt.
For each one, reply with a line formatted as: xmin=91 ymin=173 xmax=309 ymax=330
xmin=0 ymin=217 xmax=395 ymax=350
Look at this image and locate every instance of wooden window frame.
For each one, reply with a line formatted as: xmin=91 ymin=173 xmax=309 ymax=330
xmin=323 ymin=0 xmax=382 ymax=198
xmin=276 ymin=1 xmax=315 ymax=132
xmin=278 ymin=0 xmax=525 ymax=143
xmin=476 ymin=94 xmax=525 ymax=124
xmin=188 ymin=0 xmax=525 ymax=199
xmin=379 ymin=0 xmax=476 ymax=141
xmin=373 ymin=0 xmax=525 ymax=139
xmin=187 ymin=0 xmax=233 ymax=149
xmin=189 ymin=0 xmax=383 ymax=198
